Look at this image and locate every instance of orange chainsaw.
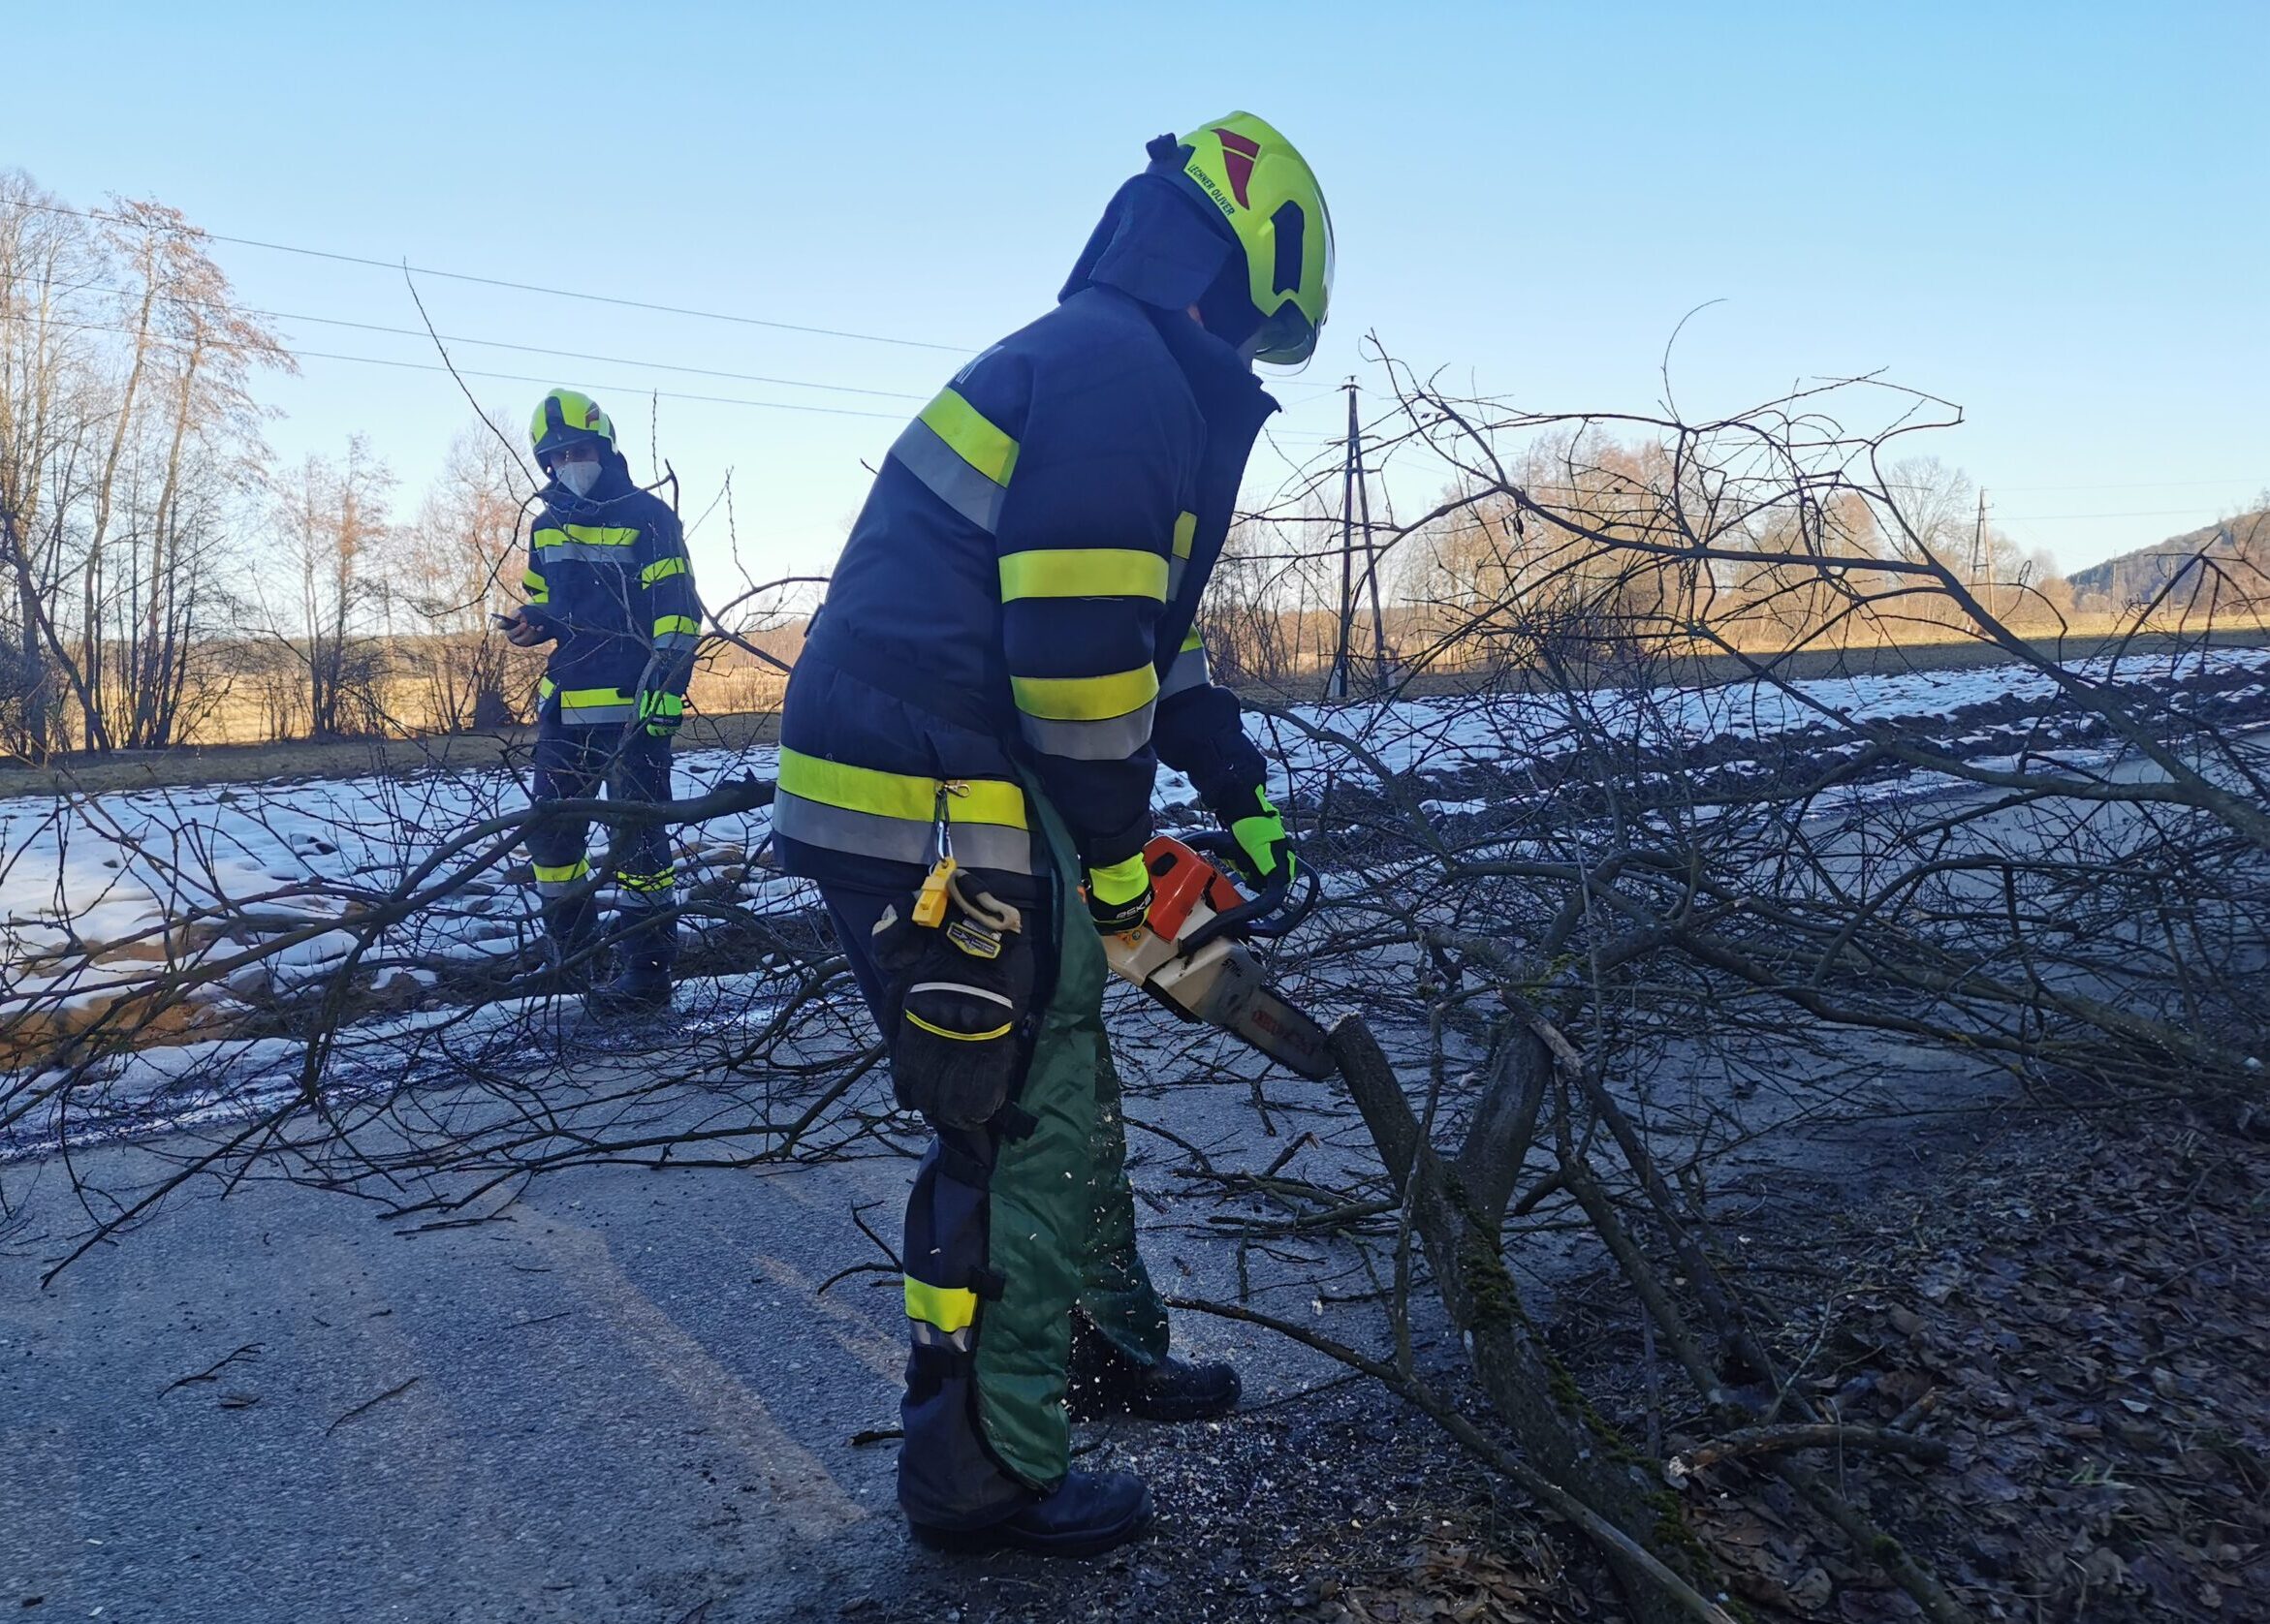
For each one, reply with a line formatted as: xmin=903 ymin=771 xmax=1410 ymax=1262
xmin=1101 ymin=832 xmax=1336 ymax=1080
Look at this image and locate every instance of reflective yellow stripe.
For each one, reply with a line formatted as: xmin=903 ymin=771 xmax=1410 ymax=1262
xmin=531 ymin=859 xmax=589 ymax=884
xmin=904 ymin=1011 xmax=1016 ymax=1044
xmin=653 ymin=614 xmax=701 ymax=638
xmin=559 ymin=686 xmax=630 ymax=708
xmin=1173 ymin=511 xmax=1197 ymax=559
xmin=1011 ymin=665 xmax=1159 ymax=722
xmin=919 ymin=388 xmax=1019 ymax=486
xmin=563 ymin=524 xmax=639 ymax=547
xmin=1088 ymin=853 xmax=1150 ymax=907
xmin=775 ymin=747 xmax=1027 ymax=829
xmin=1180 ymin=626 xmax=1204 ymax=653
xmin=537 ymin=675 xmax=556 ymax=701
xmin=641 ymin=555 xmax=687 ymax=586
xmin=998 ymin=549 xmax=1168 ymax=603
xmin=904 ymin=1278 xmax=978 ymax=1333
xmin=522 ymin=566 xmax=549 ymax=605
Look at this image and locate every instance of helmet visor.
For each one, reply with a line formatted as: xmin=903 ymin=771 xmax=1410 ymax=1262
xmin=1248 ymin=301 xmax=1319 ymax=367
xmin=1251 ymin=189 xmax=1333 ymax=368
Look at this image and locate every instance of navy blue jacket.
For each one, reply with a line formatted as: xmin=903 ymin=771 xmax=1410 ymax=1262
xmin=777 ymin=172 xmax=1275 ymax=890
xmin=520 ymin=449 xmax=700 ymax=718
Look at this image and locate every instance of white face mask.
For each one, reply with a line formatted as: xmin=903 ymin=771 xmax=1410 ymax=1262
xmin=555 ymin=458 xmax=601 ymax=498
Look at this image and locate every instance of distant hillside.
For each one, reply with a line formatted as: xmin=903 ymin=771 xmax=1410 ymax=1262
xmin=2067 ymin=511 xmax=2270 ymax=608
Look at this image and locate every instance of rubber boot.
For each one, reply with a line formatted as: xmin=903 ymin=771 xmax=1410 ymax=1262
xmin=908 ymin=1469 xmax=1151 ymax=1559
xmin=536 ymin=893 xmax=600 ymax=997
xmin=584 ymin=905 xmax=675 ymax=1017
xmin=1067 ymin=1318 xmax=1241 ymax=1422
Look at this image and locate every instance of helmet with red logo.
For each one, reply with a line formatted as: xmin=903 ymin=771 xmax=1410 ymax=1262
xmin=529 ymin=388 xmax=617 ymax=470
xmin=1165 ymin=112 xmax=1334 ymax=366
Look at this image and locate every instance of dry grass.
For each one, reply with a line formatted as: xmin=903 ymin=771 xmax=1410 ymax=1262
xmin=7 ymin=622 xmax=2263 ymax=801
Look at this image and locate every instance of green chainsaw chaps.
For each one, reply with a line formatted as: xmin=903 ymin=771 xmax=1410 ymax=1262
xmin=970 ymin=789 xmax=1173 ymax=1488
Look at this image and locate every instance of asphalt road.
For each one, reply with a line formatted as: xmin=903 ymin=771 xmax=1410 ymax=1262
xmin=0 ymin=1073 xmax=1356 ymax=1624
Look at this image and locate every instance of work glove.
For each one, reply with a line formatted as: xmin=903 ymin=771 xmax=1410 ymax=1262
xmin=1220 ymin=785 xmax=1297 ymax=890
xmin=635 ymin=688 xmax=685 ymax=739
xmin=1085 ymin=852 xmax=1154 ymax=934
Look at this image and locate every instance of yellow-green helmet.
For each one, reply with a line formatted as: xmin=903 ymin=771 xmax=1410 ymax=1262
xmin=1171 ymin=112 xmax=1334 ymax=365
xmin=529 ymin=388 xmax=616 ymax=466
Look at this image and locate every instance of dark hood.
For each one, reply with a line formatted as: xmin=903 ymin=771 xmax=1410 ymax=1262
xmin=1059 ymin=158 xmax=1241 ymax=316
xmin=1062 ymin=157 xmax=1276 ymax=411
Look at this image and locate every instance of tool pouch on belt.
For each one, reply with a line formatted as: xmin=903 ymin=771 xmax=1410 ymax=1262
xmin=869 ymin=876 xmax=1033 ymax=1131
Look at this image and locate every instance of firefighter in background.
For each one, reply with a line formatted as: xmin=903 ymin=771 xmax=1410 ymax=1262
xmin=500 ymin=389 xmax=701 ymax=1015
xmin=772 ymin=114 xmax=1328 ymax=1556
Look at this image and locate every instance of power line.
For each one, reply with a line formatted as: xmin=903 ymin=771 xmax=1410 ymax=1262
xmin=1985 ymin=479 xmax=2261 ymax=493
xmin=1993 ymin=508 xmax=2241 ymax=523
xmin=16 ymin=198 xmax=974 ymax=355
xmin=14 ymin=274 xmax=929 ymax=402
xmin=286 ymin=349 xmax=910 ymax=421
xmin=10 ymin=210 xmax=1353 ymax=409
xmin=271 ymin=308 xmax=930 ymax=401
xmin=15 ymin=314 xmax=911 ymax=422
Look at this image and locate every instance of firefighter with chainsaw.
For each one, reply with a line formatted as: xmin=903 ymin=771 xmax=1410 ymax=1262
xmin=502 ymin=389 xmax=702 ymax=1016
xmin=772 ymin=114 xmax=1330 ymax=1556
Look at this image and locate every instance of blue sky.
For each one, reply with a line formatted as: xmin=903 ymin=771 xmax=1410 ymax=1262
xmin=11 ymin=1 xmax=2265 ymax=585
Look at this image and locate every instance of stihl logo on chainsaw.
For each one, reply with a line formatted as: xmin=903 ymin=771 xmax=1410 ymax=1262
xmin=1101 ymin=834 xmax=1335 ymax=1080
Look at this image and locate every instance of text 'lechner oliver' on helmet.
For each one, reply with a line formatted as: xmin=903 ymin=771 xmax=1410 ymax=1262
xmin=1170 ymin=112 xmax=1334 ymax=366
xmin=529 ymin=388 xmax=617 ymax=467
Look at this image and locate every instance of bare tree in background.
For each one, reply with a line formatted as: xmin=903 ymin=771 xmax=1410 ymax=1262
xmin=391 ymin=412 xmax=542 ymax=732
xmin=0 ymin=172 xmax=290 ymax=759
xmin=267 ymin=435 xmax=394 ymax=738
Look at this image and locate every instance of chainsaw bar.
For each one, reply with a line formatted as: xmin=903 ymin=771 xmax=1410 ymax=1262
xmin=1226 ymin=981 xmax=1338 ymax=1080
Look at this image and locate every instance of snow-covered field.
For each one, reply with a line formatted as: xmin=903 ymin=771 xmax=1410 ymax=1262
xmin=0 ymin=748 xmax=794 ymax=974
xmin=4 ymin=645 xmax=2265 ymax=1112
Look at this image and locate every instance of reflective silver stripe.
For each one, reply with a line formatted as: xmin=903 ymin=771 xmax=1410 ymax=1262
xmin=653 ymin=633 xmax=701 ymax=654
xmin=534 ymin=542 xmax=641 ymax=566
xmin=772 ymin=791 xmax=1039 ymax=873
xmin=1016 ymin=701 xmax=1156 ymax=763
xmin=1159 ymin=642 xmax=1212 ymax=700
xmin=559 ymin=703 xmax=636 ymax=725
xmin=908 ymin=982 xmax=1015 ymax=1009
xmin=891 ymin=419 xmax=1007 ymax=533
xmin=909 ymin=1319 xmax=973 ymax=1353
xmin=536 ymin=879 xmax=586 ymax=898
xmin=1167 ymin=557 xmax=1188 ymax=600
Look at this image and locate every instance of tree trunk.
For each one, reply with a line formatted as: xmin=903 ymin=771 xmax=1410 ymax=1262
xmin=1328 ymin=1016 xmax=1708 ymax=1624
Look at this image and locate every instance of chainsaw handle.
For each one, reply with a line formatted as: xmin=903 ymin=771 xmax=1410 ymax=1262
xmin=1177 ymin=830 xmax=1319 ymax=953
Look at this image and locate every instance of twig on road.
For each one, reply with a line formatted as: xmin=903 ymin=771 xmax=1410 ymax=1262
xmin=327 ymin=1375 xmax=422 ymax=1434
xmin=158 ymin=1342 xmax=263 ymax=1397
